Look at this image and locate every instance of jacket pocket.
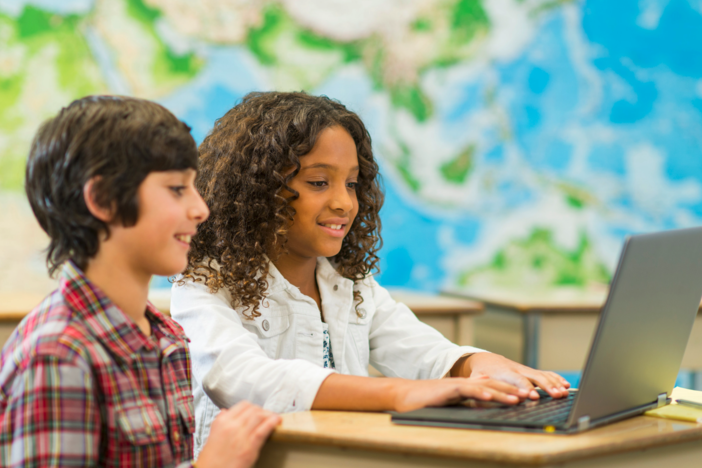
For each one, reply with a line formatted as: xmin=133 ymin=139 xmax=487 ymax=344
xmin=243 ymin=314 xmax=291 ymax=338
xmin=242 ymin=314 xmax=291 ymax=358
xmin=116 ymin=401 xmax=167 ymax=445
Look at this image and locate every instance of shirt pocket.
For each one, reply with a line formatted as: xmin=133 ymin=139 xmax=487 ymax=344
xmin=177 ymin=394 xmax=196 ymax=436
xmin=177 ymin=395 xmax=196 ymax=460
xmin=116 ymin=401 xmax=167 ymax=446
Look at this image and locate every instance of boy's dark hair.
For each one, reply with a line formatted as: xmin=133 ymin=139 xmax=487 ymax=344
xmin=183 ymin=91 xmax=384 ymax=319
xmin=25 ymin=95 xmax=198 ymax=277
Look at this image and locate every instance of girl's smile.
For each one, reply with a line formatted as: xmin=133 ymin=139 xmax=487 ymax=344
xmin=317 ymin=217 xmax=349 ymax=237
xmin=283 ymin=125 xmax=359 ymax=260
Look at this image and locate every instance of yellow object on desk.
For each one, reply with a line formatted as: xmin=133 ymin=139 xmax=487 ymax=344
xmin=645 ymin=387 xmax=702 ymax=423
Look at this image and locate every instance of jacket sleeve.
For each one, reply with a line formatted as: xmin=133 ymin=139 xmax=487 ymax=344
xmin=366 ymin=279 xmax=487 ymax=380
xmin=170 ymin=281 xmax=335 ymax=414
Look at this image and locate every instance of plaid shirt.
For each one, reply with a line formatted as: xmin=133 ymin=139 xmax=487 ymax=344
xmin=0 ymin=262 xmax=195 ymax=467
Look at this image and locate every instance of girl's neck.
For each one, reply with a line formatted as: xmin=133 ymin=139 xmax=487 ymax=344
xmin=273 ymin=253 xmax=317 ymax=293
xmin=273 ymin=253 xmax=322 ymax=311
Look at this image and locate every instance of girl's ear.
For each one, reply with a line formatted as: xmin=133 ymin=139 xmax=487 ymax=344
xmin=83 ymin=176 xmax=115 ymax=223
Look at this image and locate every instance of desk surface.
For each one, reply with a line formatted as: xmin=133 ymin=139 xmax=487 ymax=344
xmin=0 ymin=288 xmax=483 ymax=320
xmin=445 ymin=286 xmax=702 ymax=314
xmin=271 ymin=410 xmax=702 ymax=466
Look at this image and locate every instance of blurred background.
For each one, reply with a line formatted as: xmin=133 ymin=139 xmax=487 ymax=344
xmin=2 ymin=0 xmax=702 ymax=298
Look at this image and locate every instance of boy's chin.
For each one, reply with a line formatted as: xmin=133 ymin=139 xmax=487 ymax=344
xmin=150 ymin=260 xmax=188 ymax=279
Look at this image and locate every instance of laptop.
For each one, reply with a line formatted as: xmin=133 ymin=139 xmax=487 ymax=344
xmin=392 ymin=226 xmax=702 ymax=434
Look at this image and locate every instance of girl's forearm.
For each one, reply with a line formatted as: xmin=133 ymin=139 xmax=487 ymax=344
xmin=311 ymin=373 xmax=403 ymax=411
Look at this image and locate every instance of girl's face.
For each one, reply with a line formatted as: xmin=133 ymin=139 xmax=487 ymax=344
xmin=284 ymin=125 xmax=360 ymax=261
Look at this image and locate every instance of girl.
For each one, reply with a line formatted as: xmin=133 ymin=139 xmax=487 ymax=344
xmin=171 ymin=92 xmax=569 ymax=453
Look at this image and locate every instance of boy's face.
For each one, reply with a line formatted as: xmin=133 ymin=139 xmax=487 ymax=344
xmin=104 ymin=169 xmax=209 ymax=278
xmin=284 ymin=125 xmax=360 ymax=260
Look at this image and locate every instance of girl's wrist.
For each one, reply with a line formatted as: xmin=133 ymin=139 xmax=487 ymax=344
xmin=385 ymin=378 xmax=410 ymax=412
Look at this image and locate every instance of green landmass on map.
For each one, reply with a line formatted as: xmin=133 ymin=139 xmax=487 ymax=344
xmin=441 ymin=143 xmax=475 ymax=184
xmin=458 ymin=228 xmax=611 ymax=288
xmin=245 ymin=0 xmax=490 ymax=122
xmin=125 ymin=0 xmax=203 ymax=83
xmin=0 ymin=6 xmax=105 ymax=190
xmin=246 ymin=5 xmax=361 ymax=90
xmin=0 ymin=0 xmax=206 ymax=191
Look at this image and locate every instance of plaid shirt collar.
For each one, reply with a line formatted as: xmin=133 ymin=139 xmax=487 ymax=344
xmin=60 ymin=261 xmax=186 ymax=364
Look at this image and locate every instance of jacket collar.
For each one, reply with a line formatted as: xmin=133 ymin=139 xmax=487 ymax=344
xmin=265 ymin=257 xmax=354 ymax=294
xmin=60 ymin=261 xmax=183 ymax=364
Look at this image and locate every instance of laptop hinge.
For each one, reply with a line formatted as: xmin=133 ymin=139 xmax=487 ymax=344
xmin=658 ymin=392 xmax=668 ymax=408
xmin=577 ymin=416 xmax=590 ymax=431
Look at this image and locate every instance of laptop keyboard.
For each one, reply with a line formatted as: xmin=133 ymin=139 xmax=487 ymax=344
xmin=461 ymin=389 xmax=576 ymax=425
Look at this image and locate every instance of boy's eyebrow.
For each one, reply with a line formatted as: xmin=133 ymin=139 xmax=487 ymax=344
xmin=301 ymin=163 xmax=360 ymax=172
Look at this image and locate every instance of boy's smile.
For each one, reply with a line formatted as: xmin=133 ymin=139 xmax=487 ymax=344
xmin=284 ymin=125 xmax=359 ymax=260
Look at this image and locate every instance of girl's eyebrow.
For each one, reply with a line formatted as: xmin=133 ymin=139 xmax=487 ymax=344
xmin=302 ymin=163 xmax=360 ymax=172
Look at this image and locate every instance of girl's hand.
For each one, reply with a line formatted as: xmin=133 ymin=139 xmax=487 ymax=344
xmin=392 ymin=376 xmax=527 ymax=413
xmin=196 ymin=401 xmax=281 ymax=468
xmin=452 ymin=353 xmax=570 ymax=400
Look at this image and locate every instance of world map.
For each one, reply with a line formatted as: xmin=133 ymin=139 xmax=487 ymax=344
xmin=2 ymin=0 xmax=702 ymax=295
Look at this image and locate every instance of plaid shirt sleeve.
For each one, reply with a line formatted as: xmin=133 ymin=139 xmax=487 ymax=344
xmin=1 ymin=353 xmax=101 ymax=467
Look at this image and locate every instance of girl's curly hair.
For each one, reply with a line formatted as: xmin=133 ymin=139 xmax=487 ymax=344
xmin=183 ymin=91 xmax=384 ymax=318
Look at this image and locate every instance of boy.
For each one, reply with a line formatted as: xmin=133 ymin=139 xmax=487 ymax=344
xmin=0 ymin=95 xmax=280 ymax=467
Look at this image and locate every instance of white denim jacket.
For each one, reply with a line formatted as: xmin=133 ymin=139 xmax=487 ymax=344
xmin=171 ymin=258 xmax=484 ymax=454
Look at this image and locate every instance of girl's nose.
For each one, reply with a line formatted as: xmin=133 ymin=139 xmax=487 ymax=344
xmin=330 ymin=184 xmax=354 ymax=213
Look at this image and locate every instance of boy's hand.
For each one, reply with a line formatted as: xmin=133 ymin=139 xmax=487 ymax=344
xmin=196 ymin=401 xmax=281 ymax=468
xmin=392 ymin=376 xmax=527 ymax=413
xmin=452 ymin=353 xmax=570 ymax=399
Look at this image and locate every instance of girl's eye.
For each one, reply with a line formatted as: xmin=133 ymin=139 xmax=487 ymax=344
xmin=308 ymin=181 xmax=327 ymax=187
xmin=347 ymin=181 xmax=358 ymax=190
xmin=170 ymin=186 xmax=186 ymax=196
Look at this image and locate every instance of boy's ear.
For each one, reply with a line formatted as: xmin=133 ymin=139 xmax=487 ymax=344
xmin=83 ymin=177 xmax=115 ymax=223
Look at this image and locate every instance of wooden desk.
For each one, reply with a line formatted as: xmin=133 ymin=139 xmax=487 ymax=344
xmin=257 ymin=410 xmax=702 ymax=467
xmin=0 ymin=289 xmax=483 ymax=349
xmin=443 ymin=287 xmax=702 ymax=377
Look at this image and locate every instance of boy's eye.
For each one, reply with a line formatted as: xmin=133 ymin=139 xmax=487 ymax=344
xmin=170 ymin=186 xmax=186 ymax=196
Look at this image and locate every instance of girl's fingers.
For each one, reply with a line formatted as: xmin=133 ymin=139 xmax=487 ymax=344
xmin=478 ymin=378 xmax=524 ymax=395
xmin=523 ymin=370 xmax=567 ymax=398
xmin=456 ymin=383 xmax=520 ymax=404
xmin=489 ymin=372 xmax=537 ymax=397
xmin=551 ymin=371 xmax=571 ymax=388
xmin=477 ymin=387 xmax=521 ymax=404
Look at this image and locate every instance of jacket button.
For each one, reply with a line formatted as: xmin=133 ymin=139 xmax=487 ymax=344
xmin=333 ymin=285 xmax=338 ymax=291
xmin=262 ymin=319 xmax=270 ymax=331
xmin=358 ymin=309 xmax=366 ymax=319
